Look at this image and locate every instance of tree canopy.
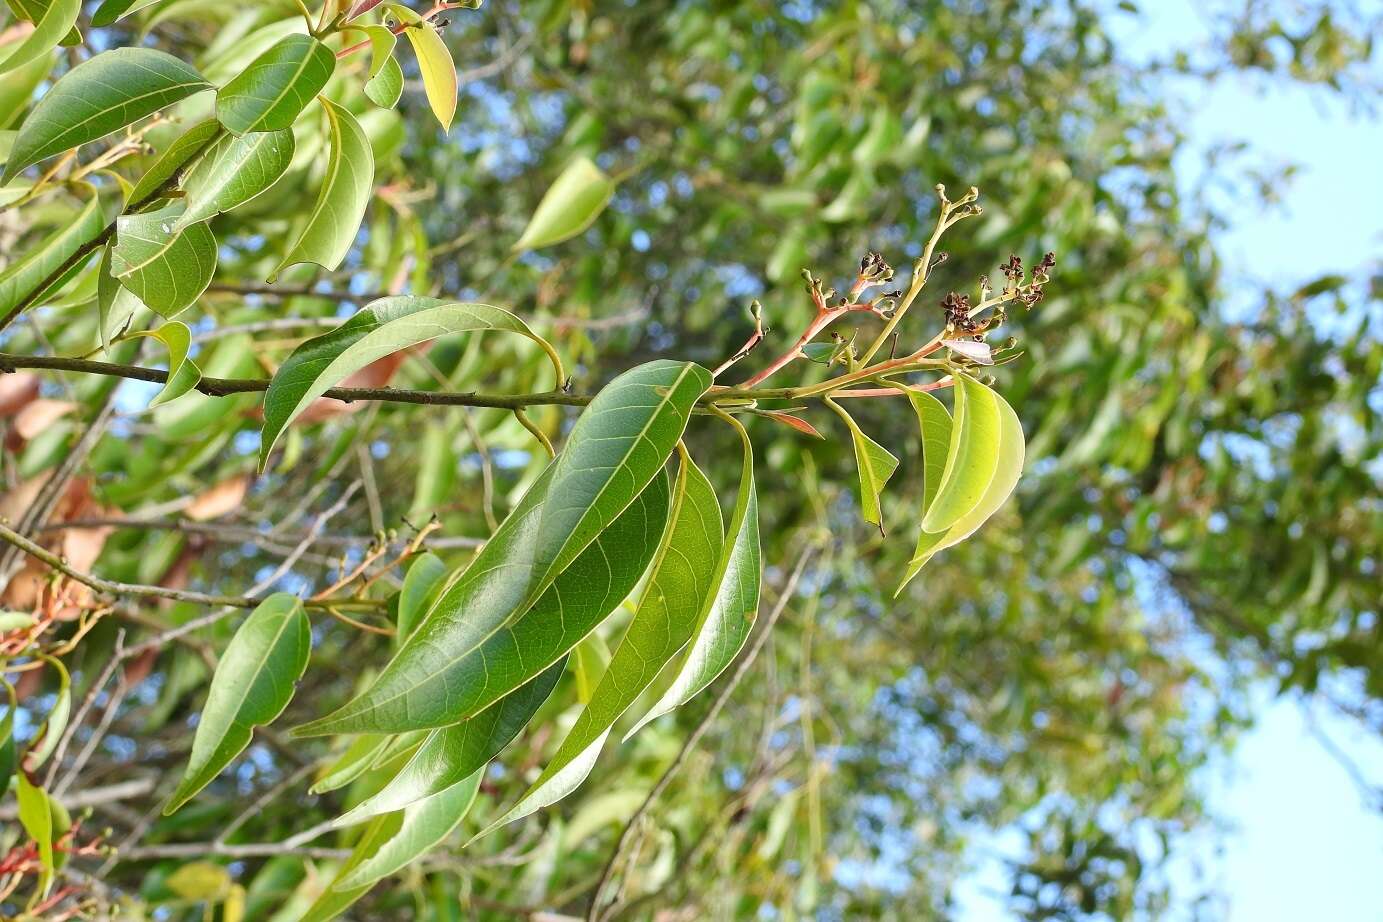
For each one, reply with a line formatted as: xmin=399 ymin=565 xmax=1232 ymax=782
xmin=0 ymin=0 xmax=1378 ymax=919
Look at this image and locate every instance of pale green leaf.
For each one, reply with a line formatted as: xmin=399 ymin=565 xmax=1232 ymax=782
xmin=298 ymin=813 xmax=403 ymax=922
xmin=335 ymin=770 xmax=482 ymax=889
xmin=292 ymin=360 xmax=710 ymax=737
xmin=310 ymin=734 xmax=392 ymax=795
xmin=0 ymin=45 xmax=53 ymax=132
xmin=513 ymin=155 xmax=616 ymax=251
xmin=16 ymin=773 xmax=54 ymax=897
xmin=336 ymin=661 xmax=564 ymax=826
xmin=397 ymin=552 xmax=447 ymax=644
xmin=0 ymin=0 xmax=77 ymax=81
xmin=628 ymin=426 xmax=761 ymax=738
xmin=165 ymin=593 xmax=310 ymax=814
xmin=0 ymin=610 xmax=36 ymax=632
xmin=216 ymin=34 xmax=335 ymax=134
xmin=258 ymin=297 xmax=559 ymax=469
xmin=96 ymin=245 xmax=144 ymax=353
xmin=920 ymin=373 xmax=1002 ymax=533
xmin=272 ymin=96 xmax=373 ymax=276
xmin=0 ymin=681 xmax=16 ymax=794
xmin=385 ymin=4 xmax=455 ymax=130
xmin=0 ymin=182 xmax=114 ymax=318
xmin=355 ymin=25 xmax=403 ymax=109
xmin=826 ymin=398 xmax=899 ymax=529
xmin=127 ymin=117 xmax=221 ymax=206
xmin=2 ymin=48 xmax=209 ymax=184
xmin=21 ymin=656 xmax=69 ymax=773
xmin=176 ymin=127 xmax=294 ymax=228
xmin=111 ymin=202 xmax=218 ymax=318
xmin=482 ymin=452 xmax=724 ymax=835
xmin=572 ymin=633 xmax=612 ymax=705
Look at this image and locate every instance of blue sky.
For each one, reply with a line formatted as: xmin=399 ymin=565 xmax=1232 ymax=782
xmin=957 ymin=1 xmax=1383 ymax=918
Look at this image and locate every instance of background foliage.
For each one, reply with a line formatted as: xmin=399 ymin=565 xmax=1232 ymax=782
xmin=0 ymin=0 xmax=1379 ymax=919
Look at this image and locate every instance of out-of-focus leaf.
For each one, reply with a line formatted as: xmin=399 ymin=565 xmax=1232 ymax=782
xmin=2 ymin=48 xmax=210 ymax=183
xmin=513 ymin=155 xmax=616 ymax=251
xmin=21 ymin=656 xmax=69 ymax=772
xmin=216 ymin=34 xmax=335 ymax=134
xmin=177 ymin=128 xmax=295 ymax=228
xmin=125 ymin=320 xmax=201 ymax=407
xmin=826 ymin=398 xmax=899 ymax=529
xmin=921 ymin=374 xmax=1001 ymax=533
xmin=385 ymin=4 xmax=456 ymax=130
xmin=293 ymin=361 xmax=709 ymax=737
xmin=166 ymin=861 xmax=231 ymax=900
xmin=1 ymin=680 xmax=17 ymax=793
xmin=0 ymin=46 xmax=54 ymax=131
xmin=258 ymin=297 xmax=559 ymax=469
xmin=0 ymin=0 xmax=78 ymax=81
xmin=298 ymin=813 xmax=403 ymax=922
xmin=165 ymin=594 xmax=310 ymax=814
xmin=310 ymin=734 xmax=392 ymax=795
xmin=111 ymin=202 xmax=217 ymax=318
xmin=0 ymin=182 xmax=112 ymax=318
xmin=16 ymin=773 xmax=54 ymax=897
xmin=272 ymin=97 xmax=373 ymax=276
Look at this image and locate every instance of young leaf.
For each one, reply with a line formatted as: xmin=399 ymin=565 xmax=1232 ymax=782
xmin=16 ymin=773 xmax=54 ymax=897
xmin=627 ymin=420 xmax=762 ymax=738
xmin=755 ymin=409 xmax=825 ymax=439
xmin=354 ymin=25 xmax=403 ymax=109
xmin=127 ymin=118 xmax=221 ymax=206
xmin=292 ymin=360 xmax=710 ymax=737
xmin=0 ymin=0 xmax=77 ymax=81
xmin=165 ymin=594 xmax=310 ymax=814
xmin=176 ymin=128 xmax=295 ymax=228
xmin=21 ymin=657 xmax=68 ymax=772
xmin=216 ymin=34 xmax=335 ymax=135
xmin=336 ymin=660 xmax=564 ymax=826
xmin=258 ymin=297 xmax=561 ymax=469
xmin=920 ymin=373 xmax=1002 ymax=534
xmin=898 ymin=384 xmax=1025 ymax=592
xmin=480 ymin=451 xmax=724 ymax=836
xmin=2 ymin=48 xmax=210 ymax=184
xmin=272 ymin=97 xmax=373 ymax=276
xmin=397 ymin=551 xmax=447 ymax=643
xmin=111 ymin=202 xmax=217 ymax=318
xmin=513 ymin=155 xmax=616 ymax=251
xmin=826 ymin=398 xmax=900 ymax=529
xmin=96 ymin=246 xmax=143 ymax=352
xmin=0 ymin=182 xmax=113 ymax=318
xmin=385 ymin=4 xmax=456 ymax=130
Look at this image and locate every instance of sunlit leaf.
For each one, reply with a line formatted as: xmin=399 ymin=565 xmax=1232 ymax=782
xmin=216 ymin=34 xmax=335 ymax=134
xmin=16 ymin=773 xmax=54 ymax=897
xmin=354 ymin=25 xmax=403 ymax=109
xmin=385 ymin=4 xmax=456 ymax=130
xmin=826 ymin=398 xmax=899 ymax=529
xmin=920 ymin=373 xmax=1001 ymax=533
xmin=272 ymin=97 xmax=373 ymax=276
xmin=0 ymin=45 xmax=54 ymax=132
xmin=298 ymin=813 xmax=403 ymax=922
xmin=165 ymin=594 xmax=310 ymax=814
xmin=177 ymin=128 xmax=295 ymax=228
xmin=0 ymin=182 xmax=115 ymax=318
xmin=513 ymin=155 xmax=616 ymax=251
xmin=21 ymin=656 xmax=69 ymax=773
xmin=0 ymin=0 xmax=78 ymax=81
xmin=111 ymin=202 xmax=217 ymax=318
xmin=127 ymin=118 xmax=220 ymax=206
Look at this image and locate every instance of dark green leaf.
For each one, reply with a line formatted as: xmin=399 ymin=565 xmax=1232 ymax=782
xmin=216 ymin=34 xmax=335 ymax=135
xmin=165 ymin=594 xmax=310 ymax=814
xmin=111 ymin=202 xmax=217 ymax=317
xmin=177 ymin=127 xmax=294 ymax=228
xmin=2 ymin=48 xmax=210 ymax=184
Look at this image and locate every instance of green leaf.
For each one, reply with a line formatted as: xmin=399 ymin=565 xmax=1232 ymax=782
xmin=176 ymin=127 xmax=295 ymax=228
xmin=513 ymin=155 xmax=616 ymax=251
xmin=0 ymin=610 xmax=35 ymax=632
xmin=1 ymin=680 xmax=17 ymax=794
xmin=272 ymin=96 xmax=373 ymax=276
xmin=216 ymin=34 xmax=335 ymax=135
xmin=299 ymin=813 xmax=404 ymax=922
xmin=2 ymin=48 xmax=210 ymax=185
xmin=90 ymin=0 xmax=166 ymax=26
xmin=16 ymin=773 xmax=54 ymax=897
xmin=310 ymin=734 xmax=393 ymax=795
xmin=0 ymin=182 xmax=113 ymax=319
xmin=165 ymin=593 xmax=310 ymax=814
xmin=572 ymin=633 xmax=611 ymax=704
xmin=898 ymin=383 xmax=1025 ymax=592
xmin=335 ymin=769 xmax=482 ymax=889
xmin=627 ymin=424 xmax=761 ymax=738
xmin=337 ymin=660 xmax=564 ymax=826
xmin=4 ymin=0 xmax=78 ymax=46
xmin=481 ymin=451 xmax=724 ymax=835
xmin=292 ymin=360 xmax=709 ymax=737
xmin=355 ymin=25 xmax=403 ymax=109
xmin=0 ymin=0 xmax=77 ymax=82
xmin=385 ymin=4 xmax=456 ymax=130
xmin=96 ymin=245 xmax=144 ymax=353
xmin=920 ymin=374 xmax=1002 ymax=533
xmin=826 ymin=398 xmax=899 ymax=529
xmin=111 ymin=202 xmax=218 ymax=318
xmin=397 ymin=552 xmax=447 ymax=644
xmin=258 ymin=297 xmax=560 ymax=470
xmin=127 ymin=118 xmax=221 ymax=206
xmin=0 ymin=44 xmax=53 ymax=132
xmin=21 ymin=656 xmax=69 ymax=773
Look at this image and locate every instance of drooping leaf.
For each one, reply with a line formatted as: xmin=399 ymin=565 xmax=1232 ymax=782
xmin=628 ymin=422 xmax=762 ymax=738
xmin=826 ymin=398 xmax=900 ymax=529
xmin=385 ymin=4 xmax=456 ymax=130
xmin=127 ymin=118 xmax=221 ymax=206
xmin=96 ymin=246 xmax=143 ymax=352
xmin=272 ymin=97 xmax=373 ymax=276
xmin=298 ymin=813 xmax=404 ymax=922
xmin=0 ymin=681 xmax=15 ymax=794
xmin=920 ymin=373 xmax=1002 ymax=533
xmin=16 ymin=773 xmax=54 ymax=897
xmin=898 ymin=382 xmax=1025 ymax=592
xmin=2 ymin=48 xmax=210 ymax=184
xmin=258 ymin=297 xmax=561 ymax=469
xmin=0 ymin=0 xmax=78 ymax=82
xmin=335 ymin=769 xmax=482 ymax=889
xmin=111 ymin=202 xmax=217 ymax=318
xmin=482 ymin=451 xmax=724 ymax=835
xmin=216 ymin=34 xmax=335 ymax=135
xmin=337 ymin=660 xmax=564 ymax=825
xmin=21 ymin=656 xmax=69 ymax=773
xmin=354 ymin=25 xmax=403 ymax=109
xmin=513 ymin=155 xmax=616 ymax=251
xmin=0 ymin=182 xmax=114 ymax=319
xmin=397 ymin=552 xmax=447 ymax=644
xmin=165 ymin=594 xmax=310 ymax=814
xmin=293 ymin=360 xmax=710 ymax=737
xmin=176 ymin=128 xmax=295 ymax=228
xmin=310 ymin=734 xmax=393 ymax=795
xmin=756 ymin=409 xmax=825 ymax=439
